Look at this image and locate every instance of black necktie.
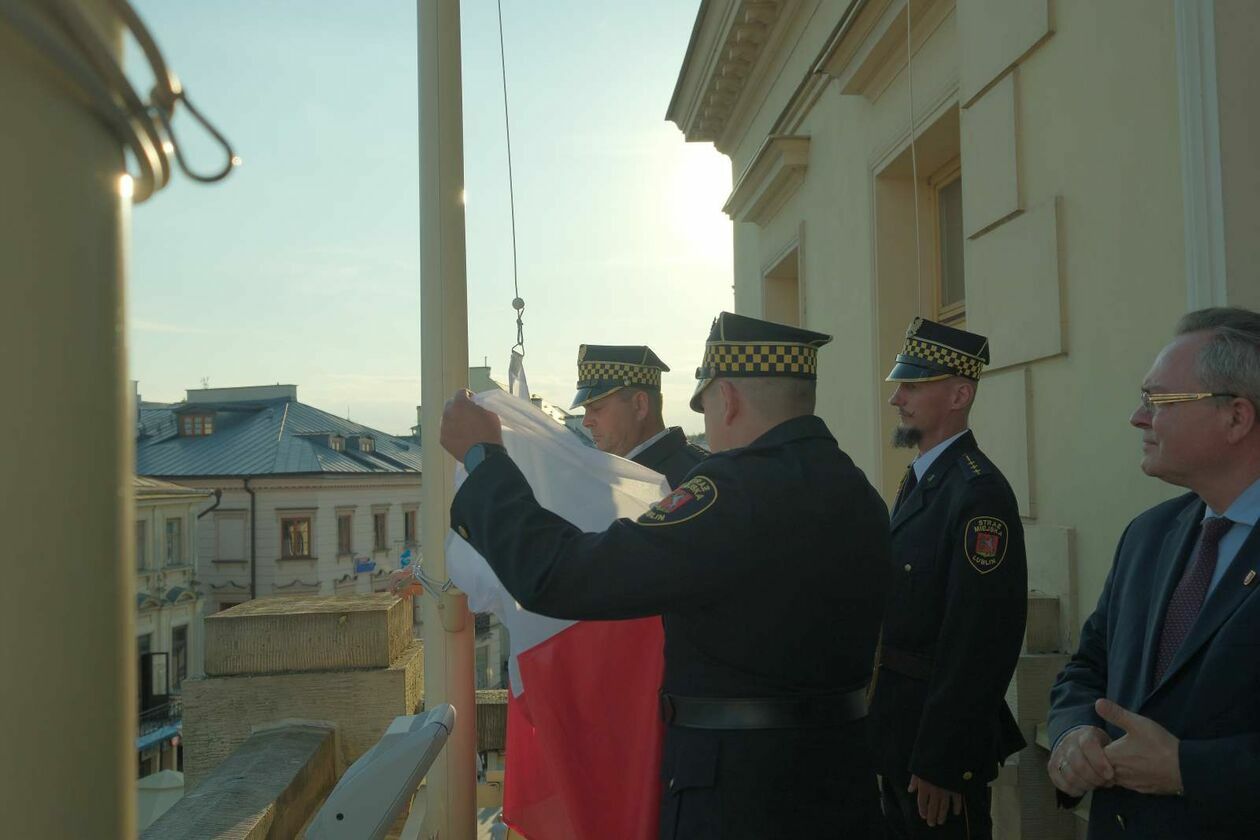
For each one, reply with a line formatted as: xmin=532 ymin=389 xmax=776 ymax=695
xmin=893 ymin=464 xmax=918 ymax=515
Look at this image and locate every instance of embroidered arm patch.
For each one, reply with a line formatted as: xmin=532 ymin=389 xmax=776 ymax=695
xmin=637 ymin=476 xmax=718 ymax=526
xmin=964 ymin=516 xmax=1008 ymax=574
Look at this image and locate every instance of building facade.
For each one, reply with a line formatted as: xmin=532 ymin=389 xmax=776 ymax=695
xmin=134 ymin=476 xmax=209 ymax=779
xmin=136 ymin=385 xmax=423 ymax=613
xmin=669 ymin=0 xmax=1260 ymax=836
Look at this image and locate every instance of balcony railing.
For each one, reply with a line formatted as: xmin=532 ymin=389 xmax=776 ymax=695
xmin=139 ymin=698 xmax=182 ymax=738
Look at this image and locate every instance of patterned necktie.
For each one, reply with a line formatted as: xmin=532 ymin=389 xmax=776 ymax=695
xmin=1154 ymin=515 xmax=1234 ymax=683
xmin=892 ymin=464 xmax=918 ymax=516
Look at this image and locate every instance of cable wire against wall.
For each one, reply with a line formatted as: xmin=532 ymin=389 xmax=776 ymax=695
xmin=496 ymin=0 xmax=526 ymax=354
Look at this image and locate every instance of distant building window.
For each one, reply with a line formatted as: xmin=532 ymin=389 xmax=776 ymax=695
xmin=179 ymin=413 xmax=215 ymax=437
xmin=164 ymin=518 xmax=183 ymax=567
xmin=404 ymin=509 xmax=417 ymax=546
xmin=330 ymin=435 xmax=345 ymax=452
xmin=171 ymin=625 xmax=188 ymax=692
xmin=374 ymin=512 xmax=388 ymax=552
xmin=136 ymin=521 xmax=147 ymax=571
xmin=338 ymin=513 xmax=353 ymax=556
xmin=281 ymin=517 xmax=312 ymax=559
xmin=359 ymin=437 xmax=375 ymax=453
xmin=932 ymin=158 xmax=965 ymax=325
xmin=763 ymin=244 xmax=801 ymax=327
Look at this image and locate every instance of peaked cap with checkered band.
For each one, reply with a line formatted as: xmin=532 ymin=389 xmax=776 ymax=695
xmin=886 ymin=317 xmax=990 ymax=383
xmin=572 ymin=344 xmax=669 ymax=409
xmin=690 ymin=312 xmax=832 ymax=412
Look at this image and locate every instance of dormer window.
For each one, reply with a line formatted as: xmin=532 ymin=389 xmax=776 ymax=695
xmin=330 ymin=435 xmax=345 ymax=452
xmin=179 ymin=413 xmax=214 ymax=437
xmin=359 ymin=436 xmax=375 ymax=453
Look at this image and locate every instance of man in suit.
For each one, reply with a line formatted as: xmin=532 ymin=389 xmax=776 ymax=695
xmin=1048 ymin=306 xmax=1260 ymax=839
xmin=868 ymin=317 xmax=1028 ymax=839
xmin=571 ymin=344 xmax=707 ymax=487
xmin=441 ymin=312 xmax=891 ymax=839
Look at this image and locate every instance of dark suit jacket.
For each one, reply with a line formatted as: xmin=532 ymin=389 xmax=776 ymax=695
xmin=1049 ymin=492 xmax=1260 ymax=839
xmin=868 ymin=432 xmax=1027 ymax=792
xmin=450 ymin=415 xmax=891 ymax=839
xmin=631 ymin=426 xmax=708 ymax=488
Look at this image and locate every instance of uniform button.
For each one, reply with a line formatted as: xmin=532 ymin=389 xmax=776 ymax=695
xmin=668 ymin=778 xmax=675 ymax=790
xmin=456 ymin=525 xmax=469 ymax=540
xmin=1115 ymin=814 xmax=1125 ymax=830
xmin=903 ymin=564 xmax=912 ymax=572
xmin=962 ymin=771 xmax=973 ymax=781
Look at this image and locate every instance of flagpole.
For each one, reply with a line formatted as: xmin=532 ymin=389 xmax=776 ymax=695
xmin=418 ymin=0 xmax=476 ymax=836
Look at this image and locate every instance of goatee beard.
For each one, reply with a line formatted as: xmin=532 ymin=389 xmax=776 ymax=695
xmin=892 ymin=425 xmax=922 ymax=449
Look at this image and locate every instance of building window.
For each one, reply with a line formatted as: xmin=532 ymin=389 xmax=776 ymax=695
xmin=281 ymin=517 xmax=312 ymax=559
xmin=164 ymin=518 xmax=183 ymax=567
xmin=404 ymin=509 xmax=417 ymax=546
xmin=373 ymin=512 xmax=388 ymax=552
xmin=338 ymin=513 xmax=353 ymax=556
xmin=330 ymin=435 xmax=345 ymax=452
xmin=171 ymin=625 xmax=188 ymax=692
xmin=763 ymin=244 xmax=801 ymax=327
xmin=136 ymin=521 xmax=147 ymax=571
xmin=359 ymin=436 xmax=375 ymax=453
xmin=931 ymin=158 xmax=965 ymax=325
xmin=179 ymin=413 xmax=214 ymax=437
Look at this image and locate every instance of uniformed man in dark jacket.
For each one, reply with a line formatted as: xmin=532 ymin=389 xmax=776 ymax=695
xmin=440 ymin=312 xmax=891 ymax=839
xmin=571 ymin=344 xmax=708 ymax=487
xmin=868 ymin=317 xmax=1027 ymax=839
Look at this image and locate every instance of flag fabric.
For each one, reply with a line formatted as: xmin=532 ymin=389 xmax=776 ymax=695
xmin=447 ymin=387 xmax=670 ymax=839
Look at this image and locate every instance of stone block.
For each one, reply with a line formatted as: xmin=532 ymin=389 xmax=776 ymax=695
xmin=204 ymin=593 xmax=410 ymax=676
xmin=962 ymin=72 xmax=1021 ymax=237
xmin=183 ymin=640 xmax=423 ymax=788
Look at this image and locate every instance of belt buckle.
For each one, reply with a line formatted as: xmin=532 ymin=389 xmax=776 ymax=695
xmin=659 ymin=693 xmax=676 ymax=724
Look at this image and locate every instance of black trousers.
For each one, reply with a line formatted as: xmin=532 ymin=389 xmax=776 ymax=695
xmin=658 ymin=724 xmax=882 ymax=839
xmin=878 ymin=772 xmax=992 ymax=840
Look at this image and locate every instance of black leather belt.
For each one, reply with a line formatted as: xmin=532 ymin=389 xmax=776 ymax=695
xmin=878 ymin=645 xmax=933 ymax=681
xmin=659 ymin=688 xmax=868 ymax=730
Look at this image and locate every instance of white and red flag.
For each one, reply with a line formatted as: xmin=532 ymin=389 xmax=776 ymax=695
xmin=447 ymin=380 xmax=670 ymax=839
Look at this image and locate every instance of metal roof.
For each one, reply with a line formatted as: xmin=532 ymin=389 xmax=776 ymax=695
xmin=136 ymin=398 xmax=421 ymax=478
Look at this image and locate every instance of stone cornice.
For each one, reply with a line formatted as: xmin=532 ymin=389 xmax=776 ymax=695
xmin=722 ymin=135 xmax=810 ymax=224
xmin=667 ymin=1 xmax=791 ymax=145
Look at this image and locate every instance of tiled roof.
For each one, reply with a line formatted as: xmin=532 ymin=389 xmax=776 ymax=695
xmin=137 ymin=398 xmax=421 ymax=478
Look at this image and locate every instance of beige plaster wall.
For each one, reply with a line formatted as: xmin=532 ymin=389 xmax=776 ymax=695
xmin=725 ymin=0 xmax=1194 ymax=637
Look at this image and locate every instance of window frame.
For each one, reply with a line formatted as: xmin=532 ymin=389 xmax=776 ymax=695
xmin=929 ymin=156 xmax=966 ymax=327
xmin=280 ymin=516 xmax=313 ymax=559
xmin=373 ymin=511 xmax=388 ymax=552
xmin=337 ymin=513 xmax=353 ymax=557
xmin=171 ymin=624 xmax=188 ymax=693
xmin=136 ymin=520 xmax=148 ymax=571
xmin=164 ymin=517 xmax=184 ymax=567
xmin=403 ymin=508 xmax=418 ymax=547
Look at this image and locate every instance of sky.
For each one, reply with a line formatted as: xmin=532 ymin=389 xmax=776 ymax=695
xmin=126 ymin=0 xmax=733 ymax=436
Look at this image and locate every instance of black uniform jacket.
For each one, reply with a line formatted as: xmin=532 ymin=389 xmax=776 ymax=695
xmin=868 ymin=431 xmax=1027 ymax=792
xmin=1049 ymin=492 xmax=1260 ymax=839
xmin=631 ymin=426 xmax=708 ymax=488
xmin=451 ymin=415 xmax=892 ymax=838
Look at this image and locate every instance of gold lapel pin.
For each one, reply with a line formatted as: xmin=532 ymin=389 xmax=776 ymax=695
xmin=1245 ymin=570 xmax=1256 ymax=587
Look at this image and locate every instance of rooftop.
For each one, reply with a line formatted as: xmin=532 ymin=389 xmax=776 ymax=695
xmin=137 ymin=385 xmax=422 ymax=478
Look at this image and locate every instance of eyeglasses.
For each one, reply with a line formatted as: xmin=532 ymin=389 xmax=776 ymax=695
xmin=1139 ymin=391 xmax=1237 ymax=411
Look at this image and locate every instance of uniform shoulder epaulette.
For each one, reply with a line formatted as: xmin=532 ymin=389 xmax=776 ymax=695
xmin=958 ymin=450 xmax=995 ymax=481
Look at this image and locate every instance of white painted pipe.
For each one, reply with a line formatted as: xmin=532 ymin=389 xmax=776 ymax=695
xmin=417 ymin=0 xmax=477 ymax=836
xmin=0 ymin=2 xmax=134 ymax=836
